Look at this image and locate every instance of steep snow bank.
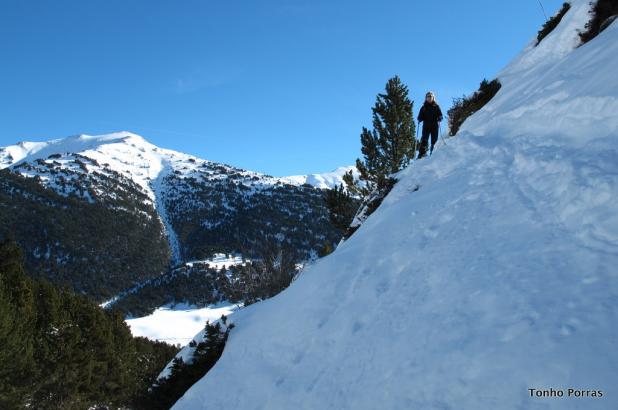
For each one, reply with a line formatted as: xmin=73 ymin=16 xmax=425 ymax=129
xmin=173 ymin=2 xmax=618 ymax=409
xmin=463 ymin=0 xmax=618 ymax=141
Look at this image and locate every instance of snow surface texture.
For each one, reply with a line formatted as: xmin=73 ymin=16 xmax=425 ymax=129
xmin=174 ymin=2 xmax=618 ymax=409
xmin=126 ymin=303 xmax=239 ymax=346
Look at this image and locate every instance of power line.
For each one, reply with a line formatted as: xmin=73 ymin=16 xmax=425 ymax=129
xmin=537 ymin=0 xmax=549 ymax=21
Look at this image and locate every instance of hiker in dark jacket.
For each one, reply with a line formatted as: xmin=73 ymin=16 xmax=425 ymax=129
xmin=417 ymin=91 xmax=443 ymax=158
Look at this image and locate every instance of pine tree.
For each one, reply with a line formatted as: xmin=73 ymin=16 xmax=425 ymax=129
xmin=324 ymin=184 xmax=357 ymax=233
xmin=347 ymin=76 xmax=416 ymax=194
xmin=323 ymin=76 xmax=417 ymax=241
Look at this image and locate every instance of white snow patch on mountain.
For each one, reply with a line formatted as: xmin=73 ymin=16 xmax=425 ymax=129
xmin=185 ymin=253 xmax=247 ymax=269
xmin=173 ymin=2 xmax=618 ymax=409
xmin=151 ymin=159 xmax=182 ymax=264
xmin=281 ymin=166 xmax=356 ymax=190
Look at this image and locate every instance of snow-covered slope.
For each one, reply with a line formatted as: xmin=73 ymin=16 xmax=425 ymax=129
xmin=173 ymin=2 xmax=618 ymax=409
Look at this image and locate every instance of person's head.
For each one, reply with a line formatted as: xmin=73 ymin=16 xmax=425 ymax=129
xmin=425 ymin=91 xmax=435 ymax=103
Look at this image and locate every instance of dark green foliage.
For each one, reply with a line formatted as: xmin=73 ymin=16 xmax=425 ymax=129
xmin=447 ymin=79 xmax=502 ymax=136
xmin=324 ymin=184 xmax=360 ymax=234
xmin=579 ymin=0 xmax=618 ymax=44
xmin=348 ymin=76 xmax=416 ymax=196
xmin=0 ymin=239 xmax=178 ymax=409
xmin=0 ymin=168 xmax=170 ymax=301
xmin=110 ymin=246 xmax=298 ymax=316
xmin=0 ymin=239 xmax=36 ymax=409
xmin=142 ymin=320 xmax=233 ymax=410
xmin=109 ymin=262 xmax=229 ymax=317
xmin=162 ymin=171 xmax=340 ymax=264
xmin=537 ymin=3 xmax=571 ymax=45
xmin=337 ymin=76 xmax=414 ymax=239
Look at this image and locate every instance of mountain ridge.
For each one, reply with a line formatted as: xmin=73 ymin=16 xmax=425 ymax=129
xmin=0 ymin=131 xmax=344 ymax=301
xmin=0 ymin=131 xmax=351 ymax=193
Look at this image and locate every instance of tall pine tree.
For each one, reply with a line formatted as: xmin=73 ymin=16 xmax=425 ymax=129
xmin=346 ymin=76 xmax=416 ymax=195
xmin=324 ymin=76 xmax=418 ymax=240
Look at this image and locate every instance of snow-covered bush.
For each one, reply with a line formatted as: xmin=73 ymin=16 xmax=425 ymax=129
xmin=447 ymin=78 xmax=501 ymax=136
xmin=579 ymin=0 xmax=618 ymax=44
xmin=537 ymin=2 xmax=571 ymax=45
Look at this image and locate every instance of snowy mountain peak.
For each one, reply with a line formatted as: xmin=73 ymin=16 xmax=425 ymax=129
xmin=0 ymin=131 xmax=350 ymax=193
xmin=2 ymin=131 xmax=141 ymax=165
xmin=1 ymin=132 xmax=178 ymax=200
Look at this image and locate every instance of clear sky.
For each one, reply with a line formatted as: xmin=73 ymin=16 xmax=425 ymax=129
xmin=0 ymin=0 xmax=566 ymax=176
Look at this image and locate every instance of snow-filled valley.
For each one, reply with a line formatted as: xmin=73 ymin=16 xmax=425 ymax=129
xmin=170 ymin=1 xmax=618 ymax=409
xmin=126 ymin=303 xmax=240 ymax=345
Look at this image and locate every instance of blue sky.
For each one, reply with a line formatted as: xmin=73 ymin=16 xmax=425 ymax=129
xmin=0 ymin=0 xmax=566 ymax=176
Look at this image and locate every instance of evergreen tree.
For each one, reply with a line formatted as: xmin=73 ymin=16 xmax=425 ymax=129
xmin=347 ymin=76 xmax=416 ymax=195
xmin=324 ymin=76 xmax=415 ymax=241
xmin=0 ymin=239 xmax=36 ymax=408
xmin=324 ymin=184 xmax=357 ymax=233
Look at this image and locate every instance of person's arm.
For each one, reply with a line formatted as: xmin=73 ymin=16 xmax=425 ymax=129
xmin=417 ymin=106 xmax=424 ymax=122
xmin=437 ymin=105 xmax=443 ymax=122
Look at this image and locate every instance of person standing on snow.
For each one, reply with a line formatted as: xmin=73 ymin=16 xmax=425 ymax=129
xmin=417 ymin=91 xmax=443 ymax=158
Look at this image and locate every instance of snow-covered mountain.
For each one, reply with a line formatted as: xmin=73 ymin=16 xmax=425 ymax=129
xmin=0 ymin=132 xmax=349 ymax=195
xmin=0 ymin=132 xmax=343 ymax=300
xmin=173 ymin=1 xmax=618 ymax=409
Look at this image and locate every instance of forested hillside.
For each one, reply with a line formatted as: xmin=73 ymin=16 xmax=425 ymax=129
xmin=0 ymin=239 xmax=178 ymax=409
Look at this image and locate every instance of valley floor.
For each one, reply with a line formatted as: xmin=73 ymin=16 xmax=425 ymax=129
xmin=126 ymin=302 xmax=240 ymax=345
